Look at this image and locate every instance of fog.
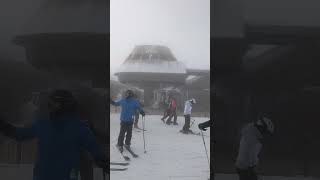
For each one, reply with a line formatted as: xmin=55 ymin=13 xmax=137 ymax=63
xmin=110 ymin=0 xmax=210 ymax=76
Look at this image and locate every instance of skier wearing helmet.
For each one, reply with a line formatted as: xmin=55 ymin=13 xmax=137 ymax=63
xmin=110 ymin=89 xmax=145 ymax=152
xmin=235 ymin=113 xmax=274 ymax=180
xmin=180 ymin=98 xmax=196 ymax=134
xmin=0 ymin=89 xmax=108 ymax=180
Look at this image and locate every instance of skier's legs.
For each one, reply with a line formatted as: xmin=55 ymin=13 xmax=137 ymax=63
xmin=237 ymin=168 xmax=258 ymax=180
xmin=125 ymin=122 xmax=133 ymax=146
xmin=248 ymin=167 xmax=258 ymax=180
xmin=166 ymin=111 xmax=174 ymax=124
xmin=236 ymin=168 xmax=248 ymax=180
xmin=80 ymin=151 xmax=94 ymax=180
xmin=173 ymin=110 xmax=177 ymax=123
xmin=183 ymin=115 xmax=191 ymax=131
xmin=162 ymin=109 xmax=171 ymax=120
xmin=182 ymin=115 xmax=190 ymax=131
xmin=117 ymin=122 xmax=127 ymax=146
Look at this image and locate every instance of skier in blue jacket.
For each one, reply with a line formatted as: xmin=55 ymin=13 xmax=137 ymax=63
xmin=110 ymin=89 xmax=145 ymax=152
xmin=0 ymin=89 xmax=108 ymax=180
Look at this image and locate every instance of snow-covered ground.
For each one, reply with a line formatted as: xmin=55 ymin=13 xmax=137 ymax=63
xmin=0 ymin=113 xmax=317 ymax=180
xmin=110 ymin=113 xmax=211 ymax=180
xmin=110 ymin=113 xmax=320 ymax=180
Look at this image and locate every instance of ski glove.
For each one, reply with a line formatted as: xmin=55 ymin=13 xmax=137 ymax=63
xmin=110 ymin=99 xmax=116 ymax=105
xmin=198 ymin=120 xmax=212 ymax=131
xmin=140 ymin=111 xmax=145 ymax=117
xmin=198 ymin=123 xmax=207 ymax=131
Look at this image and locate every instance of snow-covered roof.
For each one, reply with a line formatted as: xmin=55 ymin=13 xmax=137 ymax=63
xmin=115 ymin=45 xmax=187 ymax=75
xmin=115 ymin=61 xmax=187 ymax=74
xmin=154 ymin=86 xmax=181 ymax=93
xmin=186 ymin=75 xmax=202 ymax=85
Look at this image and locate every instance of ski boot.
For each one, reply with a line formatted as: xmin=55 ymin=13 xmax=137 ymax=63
xmin=116 ymin=144 xmax=124 ymax=153
xmin=180 ymin=129 xmax=188 ymax=134
xmin=187 ymin=129 xmax=194 ymax=134
xmin=166 ymin=120 xmax=172 ymax=125
xmin=173 ymin=122 xmax=178 ymax=125
xmin=124 ymin=144 xmax=130 ymax=150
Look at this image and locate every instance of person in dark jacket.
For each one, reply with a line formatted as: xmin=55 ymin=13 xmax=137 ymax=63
xmin=0 ymin=89 xmax=108 ymax=180
xmin=198 ymin=119 xmax=213 ymax=131
xmin=110 ymin=89 xmax=145 ymax=152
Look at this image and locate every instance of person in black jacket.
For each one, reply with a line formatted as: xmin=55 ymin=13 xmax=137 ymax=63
xmin=198 ymin=119 xmax=213 ymax=131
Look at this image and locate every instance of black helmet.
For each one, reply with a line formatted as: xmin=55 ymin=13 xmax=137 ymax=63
xmin=125 ymin=89 xmax=134 ymax=98
xmin=48 ymin=89 xmax=78 ymax=112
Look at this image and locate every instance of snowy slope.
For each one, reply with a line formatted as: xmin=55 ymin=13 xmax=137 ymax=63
xmin=110 ymin=113 xmax=211 ymax=180
xmin=109 ymin=113 xmax=320 ymax=180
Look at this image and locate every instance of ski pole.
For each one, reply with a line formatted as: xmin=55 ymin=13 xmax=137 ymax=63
xmin=201 ymin=130 xmax=210 ymax=168
xmin=142 ymin=116 xmax=147 ymax=153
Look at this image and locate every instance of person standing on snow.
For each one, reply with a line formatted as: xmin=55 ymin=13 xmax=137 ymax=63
xmin=110 ymin=89 xmax=145 ymax=152
xmin=0 ymin=89 xmax=108 ymax=180
xmin=161 ymin=94 xmax=173 ymax=123
xmin=180 ymin=98 xmax=196 ymax=134
xmin=165 ymin=96 xmax=178 ymax=125
xmin=161 ymin=95 xmax=178 ymax=125
xmin=235 ymin=114 xmax=274 ymax=180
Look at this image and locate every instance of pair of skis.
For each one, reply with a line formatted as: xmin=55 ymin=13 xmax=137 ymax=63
xmin=117 ymin=145 xmax=139 ymax=161
xmin=110 ymin=162 xmax=129 ymax=171
xmin=112 ymin=145 xmax=139 ymax=171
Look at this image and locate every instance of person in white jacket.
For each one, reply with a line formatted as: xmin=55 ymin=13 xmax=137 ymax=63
xmin=235 ymin=114 xmax=274 ymax=180
xmin=180 ymin=98 xmax=196 ymax=134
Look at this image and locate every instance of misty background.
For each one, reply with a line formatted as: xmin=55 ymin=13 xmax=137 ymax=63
xmin=110 ymin=0 xmax=210 ymax=78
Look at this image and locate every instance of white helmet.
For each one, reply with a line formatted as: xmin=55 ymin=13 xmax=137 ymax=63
xmin=190 ymin=98 xmax=196 ymax=104
xmin=257 ymin=116 xmax=274 ymax=134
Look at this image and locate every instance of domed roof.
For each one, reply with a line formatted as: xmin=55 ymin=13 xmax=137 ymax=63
xmin=116 ymin=45 xmax=187 ymax=75
xmin=125 ymin=45 xmax=177 ymax=62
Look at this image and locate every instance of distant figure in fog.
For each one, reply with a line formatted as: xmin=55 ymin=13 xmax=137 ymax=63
xmin=161 ymin=95 xmax=178 ymax=125
xmin=235 ymin=114 xmax=274 ymax=180
xmin=180 ymin=98 xmax=196 ymax=134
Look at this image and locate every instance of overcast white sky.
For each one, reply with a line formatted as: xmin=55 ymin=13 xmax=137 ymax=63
xmin=110 ymin=0 xmax=210 ymax=76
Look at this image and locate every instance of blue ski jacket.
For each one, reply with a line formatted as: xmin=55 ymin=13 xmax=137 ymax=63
xmin=111 ymin=97 xmax=144 ymax=123
xmin=14 ymin=114 xmax=106 ymax=180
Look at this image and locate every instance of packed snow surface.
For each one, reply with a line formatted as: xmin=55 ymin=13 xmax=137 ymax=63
xmin=110 ymin=113 xmax=210 ymax=180
xmin=110 ymin=113 xmax=320 ymax=180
